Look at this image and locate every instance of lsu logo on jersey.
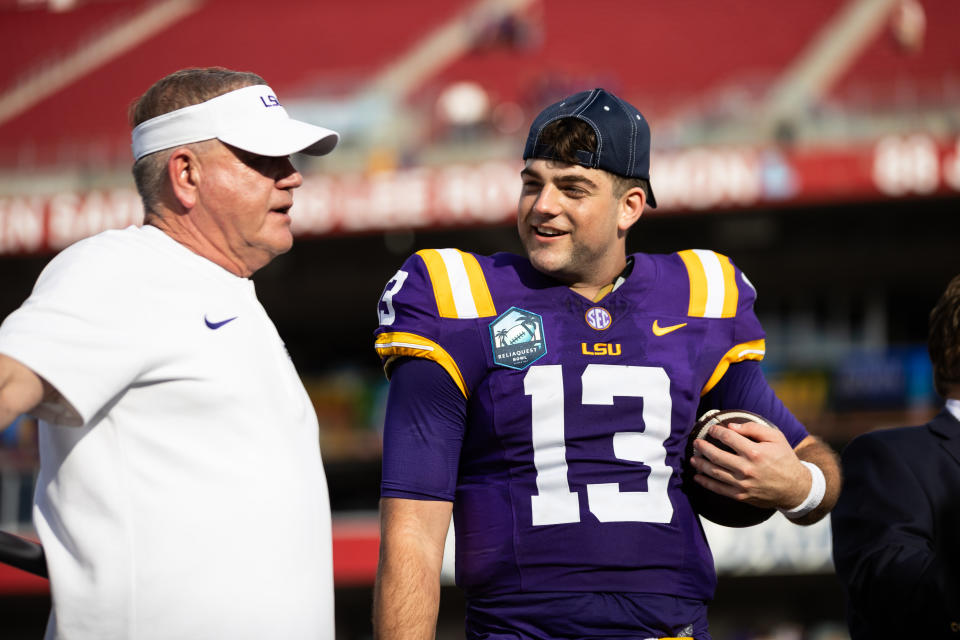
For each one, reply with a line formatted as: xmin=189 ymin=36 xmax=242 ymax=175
xmin=489 ymin=307 xmax=547 ymax=370
xmin=581 ymin=342 xmax=622 ymax=356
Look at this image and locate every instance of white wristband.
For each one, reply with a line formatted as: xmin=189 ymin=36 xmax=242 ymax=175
xmin=779 ymin=461 xmax=826 ymax=519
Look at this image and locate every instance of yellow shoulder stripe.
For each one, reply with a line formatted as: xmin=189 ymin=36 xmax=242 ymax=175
xmin=416 ymin=248 xmax=496 ymax=319
xmin=375 ymin=331 xmax=469 ymax=398
xmin=678 ymin=249 xmax=739 ymax=319
xmin=701 ymin=339 xmax=766 ymax=396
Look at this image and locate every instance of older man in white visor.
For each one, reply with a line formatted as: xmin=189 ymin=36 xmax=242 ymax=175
xmin=0 ymin=67 xmax=339 ymax=640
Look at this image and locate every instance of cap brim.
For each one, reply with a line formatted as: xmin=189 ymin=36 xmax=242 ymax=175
xmin=219 ymin=119 xmax=339 ymax=158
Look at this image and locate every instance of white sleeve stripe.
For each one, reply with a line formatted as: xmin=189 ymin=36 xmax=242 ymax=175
xmin=375 ymin=342 xmax=435 ymax=352
xmin=692 ymin=249 xmax=726 ymax=319
xmin=437 ymin=248 xmax=480 ymax=319
xmin=740 ymin=271 xmax=756 ymax=294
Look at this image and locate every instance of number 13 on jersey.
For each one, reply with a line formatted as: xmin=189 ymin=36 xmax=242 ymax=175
xmin=525 ymin=364 xmax=675 ymax=526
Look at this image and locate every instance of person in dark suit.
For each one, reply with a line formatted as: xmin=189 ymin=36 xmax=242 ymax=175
xmin=832 ymin=273 xmax=960 ymax=638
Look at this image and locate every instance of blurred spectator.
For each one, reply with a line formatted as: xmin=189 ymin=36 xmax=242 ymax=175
xmin=890 ymin=0 xmax=926 ymax=54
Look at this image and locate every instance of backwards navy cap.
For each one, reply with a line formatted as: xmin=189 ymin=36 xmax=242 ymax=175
xmin=523 ymin=88 xmax=657 ymax=208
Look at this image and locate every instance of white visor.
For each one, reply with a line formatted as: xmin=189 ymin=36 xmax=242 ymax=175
xmin=131 ymin=84 xmax=339 ymax=161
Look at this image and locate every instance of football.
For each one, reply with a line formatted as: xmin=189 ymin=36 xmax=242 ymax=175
xmin=682 ymin=409 xmax=779 ymax=527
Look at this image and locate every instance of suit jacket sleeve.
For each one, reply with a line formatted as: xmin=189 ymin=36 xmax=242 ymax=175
xmin=831 ymin=428 xmax=960 ymax=636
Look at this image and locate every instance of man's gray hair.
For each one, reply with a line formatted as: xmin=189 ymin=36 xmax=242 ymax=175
xmin=129 ymin=67 xmax=266 ymax=214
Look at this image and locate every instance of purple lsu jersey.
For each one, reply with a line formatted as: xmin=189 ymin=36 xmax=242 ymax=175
xmin=375 ymin=248 xmax=775 ymax=601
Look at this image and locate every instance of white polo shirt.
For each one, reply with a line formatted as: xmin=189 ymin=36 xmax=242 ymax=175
xmin=0 ymin=225 xmax=333 ymax=639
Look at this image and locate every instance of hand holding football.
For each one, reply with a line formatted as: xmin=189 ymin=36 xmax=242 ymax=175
xmin=682 ymin=409 xmax=780 ymax=527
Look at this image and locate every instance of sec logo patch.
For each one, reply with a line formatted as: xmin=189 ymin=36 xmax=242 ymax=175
xmin=489 ymin=307 xmax=547 ymax=370
xmin=584 ymin=306 xmax=612 ymax=331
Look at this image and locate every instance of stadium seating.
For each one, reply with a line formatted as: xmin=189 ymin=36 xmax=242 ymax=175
xmin=2 ymin=0 xmax=958 ymax=168
xmin=0 ymin=0 xmax=473 ymax=166
xmin=830 ymin=0 xmax=960 ymax=107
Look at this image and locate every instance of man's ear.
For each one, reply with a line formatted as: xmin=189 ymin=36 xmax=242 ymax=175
xmin=168 ymin=147 xmax=200 ymax=210
xmin=617 ymin=186 xmax=646 ymax=233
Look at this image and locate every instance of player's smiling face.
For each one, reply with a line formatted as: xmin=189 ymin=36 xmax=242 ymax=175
xmin=517 ymin=159 xmax=643 ymax=297
xmin=195 ymin=142 xmax=303 ymax=276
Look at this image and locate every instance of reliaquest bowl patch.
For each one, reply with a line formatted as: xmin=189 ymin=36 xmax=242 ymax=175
xmin=489 ymin=306 xmax=547 ymax=370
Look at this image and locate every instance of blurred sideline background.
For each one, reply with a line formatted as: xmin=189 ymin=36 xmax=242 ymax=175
xmin=0 ymin=0 xmax=958 ymax=638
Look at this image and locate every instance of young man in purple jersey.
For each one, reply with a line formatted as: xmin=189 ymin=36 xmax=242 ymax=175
xmin=372 ymin=88 xmax=841 ymax=640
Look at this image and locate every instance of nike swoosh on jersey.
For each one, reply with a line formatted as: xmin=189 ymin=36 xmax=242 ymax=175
xmin=204 ymin=315 xmax=238 ymax=330
xmin=652 ymin=320 xmax=687 ymax=336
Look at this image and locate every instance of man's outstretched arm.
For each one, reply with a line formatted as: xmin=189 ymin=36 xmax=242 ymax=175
xmin=0 ymin=354 xmax=44 ymax=430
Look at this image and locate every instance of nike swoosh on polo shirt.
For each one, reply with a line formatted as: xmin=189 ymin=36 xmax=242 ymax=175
xmin=204 ymin=315 xmax=238 ymax=330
